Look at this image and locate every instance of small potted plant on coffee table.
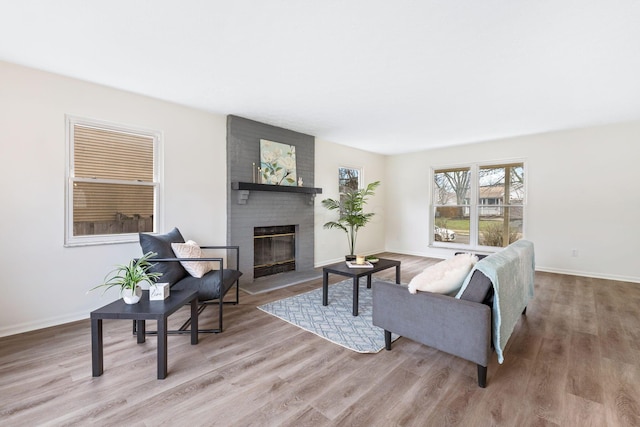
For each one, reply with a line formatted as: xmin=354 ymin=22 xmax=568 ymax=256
xmin=90 ymin=251 xmax=162 ymax=304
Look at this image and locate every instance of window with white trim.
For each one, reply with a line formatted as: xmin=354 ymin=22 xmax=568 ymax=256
xmin=339 ymin=166 xmax=360 ymax=192
xmin=338 ymin=166 xmax=361 ymax=216
xmin=432 ymin=162 xmax=525 ymax=249
xmin=65 ymin=116 xmax=161 ymax=246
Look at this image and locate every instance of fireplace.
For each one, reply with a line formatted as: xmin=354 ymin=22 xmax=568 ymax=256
xmin=228 ymin=115 xmax=317 ymax=285
xmin=254 ymin=225 xmax=296 ymax=278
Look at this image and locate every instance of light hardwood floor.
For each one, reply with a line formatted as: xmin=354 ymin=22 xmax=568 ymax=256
xmin=1 ymin=253 xmax=639 ymax=426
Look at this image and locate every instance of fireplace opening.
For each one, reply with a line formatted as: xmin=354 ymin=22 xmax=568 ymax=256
xmin=254 ymin=225 xmax=296 ymax=278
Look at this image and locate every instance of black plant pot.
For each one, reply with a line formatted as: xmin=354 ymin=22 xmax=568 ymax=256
xmin=345 ymin=255 xmax=356 ymax=261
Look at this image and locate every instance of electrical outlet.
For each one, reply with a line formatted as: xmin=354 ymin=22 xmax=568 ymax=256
xmin=571 ymin=249 xmax=579 ymax=257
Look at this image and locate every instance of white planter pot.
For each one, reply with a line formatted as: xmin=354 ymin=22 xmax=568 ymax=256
xmin=122 ymin=286 xmax=142 ymax=304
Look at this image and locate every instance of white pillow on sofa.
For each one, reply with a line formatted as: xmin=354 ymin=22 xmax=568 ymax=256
xmin=408 ymin=253 xmax=478 ymax=295
xmin=170 ymin=240 xmax=214 ymax=278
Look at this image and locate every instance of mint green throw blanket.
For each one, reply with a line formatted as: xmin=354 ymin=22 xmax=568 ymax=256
xmin=456 ymin=240 xmax=535 ymax=363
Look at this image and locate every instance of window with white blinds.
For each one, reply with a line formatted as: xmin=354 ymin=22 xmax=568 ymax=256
xmin=65 ymin=116 xmax=161 ymax=246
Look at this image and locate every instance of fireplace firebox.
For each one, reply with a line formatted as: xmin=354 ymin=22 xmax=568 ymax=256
xmin=254 ymin=225 xmax=296 ymax=278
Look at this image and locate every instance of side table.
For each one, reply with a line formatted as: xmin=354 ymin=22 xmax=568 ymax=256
xmin=91 ymin=289 xmax=198 ymax=379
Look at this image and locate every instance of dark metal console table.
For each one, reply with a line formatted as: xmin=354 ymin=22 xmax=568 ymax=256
xmin=91 ymin=289 xmax=198 ymax=379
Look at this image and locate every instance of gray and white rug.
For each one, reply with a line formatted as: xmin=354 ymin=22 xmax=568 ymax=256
xmin=258 ymin=278 xmax=399 ymax=353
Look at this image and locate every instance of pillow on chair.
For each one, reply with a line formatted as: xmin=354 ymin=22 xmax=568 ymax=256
xmin=171 ymin=240 xmax=215 ymax=278
xmin=408 ymin=253 xmax=478 ymax=295
xmin=139 ymin=227 xmax=188 ymax=285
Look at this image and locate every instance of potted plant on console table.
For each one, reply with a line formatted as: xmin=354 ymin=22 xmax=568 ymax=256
xmin=321 ymin=180 xmax=381 ymax=261
xmin=90 ymin=251 xmax=162 ymax=304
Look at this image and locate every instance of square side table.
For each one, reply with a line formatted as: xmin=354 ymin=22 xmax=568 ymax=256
xmin=91 ymin=289 xmax=198 ymax=379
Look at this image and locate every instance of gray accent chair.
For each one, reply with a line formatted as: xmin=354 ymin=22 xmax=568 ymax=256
xmin=372 ymin=269 xmax=495 ymax=387
xmin=139 ymin=227 xmax=242 ymax=334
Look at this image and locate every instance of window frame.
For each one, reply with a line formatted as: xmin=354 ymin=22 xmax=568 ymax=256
xmin=64 ymin=115 xmax=163 ymax=247
xmin=338 ymin=166 xmax=362 ymax=217
xmin=338 ymin=166 xmax=362 ymax=192
xmin=430 ymin=160 xmax=526 ymax=252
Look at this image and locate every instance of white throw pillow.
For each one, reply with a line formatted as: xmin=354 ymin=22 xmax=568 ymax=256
xmin=408 ymin=253 xmax=478 ymax=295
xmin=170 ymin=240 xmax=214 ymax=278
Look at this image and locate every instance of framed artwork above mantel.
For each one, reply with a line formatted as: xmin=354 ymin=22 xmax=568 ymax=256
xmin=260 ymin=139 xmax=297 ymax=186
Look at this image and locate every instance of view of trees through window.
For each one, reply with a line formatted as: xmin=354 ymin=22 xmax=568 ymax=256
xmin=339 ymin=167 xmax=360 ymax=192
xmin=338 ymin=167 xmax=361 ymax=217
xmin=433 ymin=163 xmax=525 ymax=248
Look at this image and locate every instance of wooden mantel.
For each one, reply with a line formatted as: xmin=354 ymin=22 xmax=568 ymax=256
xmin=231 ymin=182 xmax=323 ymax=205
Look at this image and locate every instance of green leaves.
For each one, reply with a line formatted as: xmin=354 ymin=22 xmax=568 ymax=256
xmin=90 ymin=251 xmax=162 ymax=295
xmin=321 ymin=181 xmax=381 ymax=255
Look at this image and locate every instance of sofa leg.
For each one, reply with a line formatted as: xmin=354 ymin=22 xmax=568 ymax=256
xmin=477 ymin=365 xmax=487 ymax=388
xmin=522 ymin=306 xmax=527 ymax=315
xmin=384 ymin=330 xmax=392 ymax=350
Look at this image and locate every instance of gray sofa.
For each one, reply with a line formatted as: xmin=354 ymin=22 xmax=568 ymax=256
xmin=372 ymin=257 xmax=511 ymax=388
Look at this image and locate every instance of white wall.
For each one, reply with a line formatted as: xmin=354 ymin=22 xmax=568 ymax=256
xmin=314 ymin=139 xmax=387 ymax=265
xmin=385 ymin=122 xmax=640 ymax=283
xmin=0 ymin=61 xmax=228 ymax=337
xmin=3 ymin=59 xmax=637 ymax=337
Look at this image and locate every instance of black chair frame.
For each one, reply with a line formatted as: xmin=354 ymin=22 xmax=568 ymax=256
xmin=133 ymin=245 xmax=240 ymax=335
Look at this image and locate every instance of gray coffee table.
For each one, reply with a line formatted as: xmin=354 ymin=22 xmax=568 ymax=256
xmin=91 ymin=289 xmax=198 ymax=379
xmin=322 ymin=258 xmax=401 ymax=316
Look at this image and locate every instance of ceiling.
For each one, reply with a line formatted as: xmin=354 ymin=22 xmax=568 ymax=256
xmin=2 ymin=1 xmax=640 ymax=155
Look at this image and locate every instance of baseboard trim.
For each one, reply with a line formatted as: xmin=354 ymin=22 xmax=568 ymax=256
xmin=0 ymin=310 xmax=90 ymax=338
xmin=535 ymin=267 xmax=640 ymax=284
xmin=4 ymin=256 xmax=636 ymax=339
xmin=383 ymin=249 xmax=640 ymax=284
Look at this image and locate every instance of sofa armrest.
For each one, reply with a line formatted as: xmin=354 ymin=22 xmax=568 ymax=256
xmin=372 ymin=280 xmax=491 ymax=367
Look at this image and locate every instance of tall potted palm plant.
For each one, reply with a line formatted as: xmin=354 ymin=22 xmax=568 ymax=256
xmin=321 ymin=180 xmax=381 ymax=259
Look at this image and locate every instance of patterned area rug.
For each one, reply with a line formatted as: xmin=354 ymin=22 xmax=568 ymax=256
xmin=258 ymin=278 xmax=399 ymax=353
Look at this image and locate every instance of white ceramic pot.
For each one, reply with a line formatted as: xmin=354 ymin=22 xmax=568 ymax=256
xmin=122 ymin=285 xmax=142 ymax=304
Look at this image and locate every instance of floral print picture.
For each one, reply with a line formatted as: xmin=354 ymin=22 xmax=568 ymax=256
xmin=260 ymin=139 xmax=297 ymax=186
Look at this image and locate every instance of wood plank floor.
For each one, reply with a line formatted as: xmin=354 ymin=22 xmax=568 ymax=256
xmin=1 ymin=252 xmax=639 ymax=426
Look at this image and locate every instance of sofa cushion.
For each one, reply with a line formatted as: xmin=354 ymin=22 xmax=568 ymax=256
xmin=408 ymin=253 xmax=478 ymax=295
xmin=172 ymin=268 xmax=243 ymax=301
xmin=171 ymin=240 xmax=215 ymax=278
xmin=139 ymin=227 xmax=188 ymax=285
xmin=458 ymin=270 xmax=493 ymax=305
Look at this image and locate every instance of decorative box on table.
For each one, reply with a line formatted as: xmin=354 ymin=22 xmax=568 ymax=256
xmin=149 ymin=283 xmax=170 ymax=300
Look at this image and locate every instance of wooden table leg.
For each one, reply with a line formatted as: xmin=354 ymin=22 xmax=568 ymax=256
xmin=157 ymin=317 xmax=168 ymax=379
xmin=91 ymin=318 xmax=103 ymax=377
xmin=322 ymin=270 xmax=329 ymax=306
xmin=396 ymin=265 xmax=401 ymax=284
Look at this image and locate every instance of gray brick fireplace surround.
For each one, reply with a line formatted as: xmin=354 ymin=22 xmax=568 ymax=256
xmin=227 ymin=115 xmax=318 ymax=286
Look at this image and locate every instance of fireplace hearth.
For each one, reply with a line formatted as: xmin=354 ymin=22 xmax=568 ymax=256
xmin=254 ymin=225 xmax=296 ymax=278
